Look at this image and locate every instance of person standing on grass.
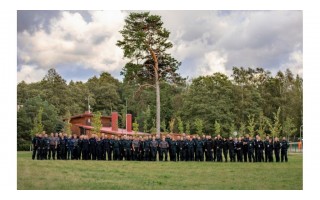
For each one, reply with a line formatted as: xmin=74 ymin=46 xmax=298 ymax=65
xmin=222 ymin=137 xmax=228 ymax=162
xmin=82 ymin=135 xmax=89 ymax=160
xmin=195 ymin=135 xmax=204 ymax=162
xmin=267 ymin=138 xmax=274 ymax=162
xmin=48 ymin=133 xmax=56 ymax=160
xmin=159 ymin=136 xmax=169 ymax=161
xmin=236 ymin=137 xmax=243 ymax=162
xmin=216 ymin=135 xmax=223 ymax=162
xmin=247 ymin=136 xmax=255 ymax=162
xmin=170 ymin=137 xmax=178 ymax=161
xmin=256 ymin=136 xmax=264 ymax=162
xmin=242 ymin=134 xmax=249 ymax=162
xmin=280 ymin=137 xmax=289 ymax=162
xmin=264 ymin=135 xmax=270 ymax=162
xmin=274 ymin=137 xmax=280 ymax=162
xmin=32 ymin=133 xmax=40 ymax=160
xmin=132 ymin=136 xmax=140 ymax=161
xmin=228 ymin=137 xmax=235 ymax=162
xmin=150 ymin=136 xmax=158 ymax=161
xmin=111 ymin=136 xmax=121 ymax=160
xmin=204 ymin=135 xmax=213 ymax=161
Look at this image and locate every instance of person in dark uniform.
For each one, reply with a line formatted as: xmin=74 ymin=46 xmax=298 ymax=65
xmin=235 ymin=137 xmax=243 ymax=162
xmin=76 ymin=135 xmax=83 ymax=160
xmin=100 ymin=134 xmax=106 ymax=160
xmin=280 ymin=137 xmax=289 ymax=162
xmin=178 ymin=136 xmax=185 ymax=161
xmin=96 ymin=136 xmax=103 ymax=160
xmin=82 ymin=135 xmax=89 ymax=160
xmin=266 ymin=138 xmax=274 ymax=162
xmin=187 ymin=136 xmax=195 ymax=161
xmin=143 ymin=136 xmax=150 ymax=161
xmin=213 ymin=136 xmax=217 ymax=161
xmin=254 ymin=135 xmax=259 ymax=162
xmin=202 ymin=135 xmax=207 ymax=161
xmin=264 ymin=136 xmax=270 ymax=162
xmin=109 ymin=135 xmax=115 ymax=161
xmin=256 ymin=136 xmax=264 ymax=162
xmin=111 ymin=136 xmax=121 ymax=160
xmin=228 ymin=137 xmax=235 ymax=162
xmin=67 ymin=135 xmax=74 ymax=160
xmin=132 ymin=137 xmax=140 ymax=161
xmin=56 ymin=133 xmax=62 ymax=160
xmin=59 ymin=133 xmax=67 ymax=160
xmin=155 ymin=135 xmax=161 ymax=161
xmin=103 ymin=135 xmax=110 ymax=161
xmin=216 ymin=135 xmax=223 ymax=162
xmin=195 ymin=136 xmax=204 ymax=161
xmin=204 ymin=135 xmax=213 ymax=161
xmin=274 ymin=137 xmax=281 ymax=162
xmin=123 ymin=136 xmax=132 ymax=161
xmin=42 ymin=133 xmax=50 ymax=160
xmin=165 ymin=135 xmax=172 ymax=161
xmin=32 ymin=134 xmax=40 ymax=160
xmin=175 ymin=136 xmax=181 ymax=161
xmin=170 ymin=137 xmax=178 ymax=161
xmin=159 ymin=136 xmax=169 ymax=161
xmin=247 ymin=136 xmax=255 ymax=162
xmin=89 ymin=135 xmax=97 ymax=160
xmin=150 ymin=136 xmax=158 ymax=161
xmin=222 ymin=137 xmax=229 ymax=162
xmin=242 ymin=134 xmax=249 ymax=162
xmin=72 ymin=134 xmax=78 ymax=160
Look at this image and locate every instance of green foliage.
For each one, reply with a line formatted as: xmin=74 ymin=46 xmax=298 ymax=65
xmin=247 ymin=114 xmax=255 ymax=136
xmin=177 ymin=117 xmax=184 ymax=134
xmin=133 ymin=119 xmax=139 ymax=133
xmin=194 ymin=118 xmax=203 ymax=135
xmin=92 ymin=111 xmax=102 ymax=137
xmin=214 ymin=120 xmax=221 ymax=136
xmin=185 ymin=121 xmax=190 ymax=135
xmin=63 ymin=110 xmax=72 ymax=136
xmin=267 ymin=107 xmax=282 ymax=139
xmin=239 ymin=121 xmax=246 ymax=137
xmin=283 ymin=117 xmax=297 ymax=138
xmin=161 ymin=119 xmax=167 ymax=133
xmin=31 ymin=107 xmax=44 ymax=136
xmin=229 ymin=123 xmax=236 ymax=138
xmin=169 ymin=118 xmax=175 ymax=133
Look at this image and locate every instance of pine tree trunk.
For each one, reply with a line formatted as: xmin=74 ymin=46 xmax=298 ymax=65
xmin=155 ymin=70 xmax=161 ymax=136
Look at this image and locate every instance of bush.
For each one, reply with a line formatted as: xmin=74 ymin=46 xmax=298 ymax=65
xmin=17 ymin=140 xmax=31 ymax=151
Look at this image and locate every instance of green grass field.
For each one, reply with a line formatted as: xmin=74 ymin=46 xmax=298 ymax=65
xmin=17 ymin=152 xmax=302 ymax=190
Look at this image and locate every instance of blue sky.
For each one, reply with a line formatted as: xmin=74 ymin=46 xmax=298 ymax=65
xmin=17 ymin=10 xmax=302 ymax=83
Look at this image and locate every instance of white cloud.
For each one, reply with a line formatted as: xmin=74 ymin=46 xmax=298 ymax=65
xmin=280 ymin=50 xmax=303 ymax=76
xmin=197 ymin=51 xmax=228 ymax=76
xmin=17 ymin=65 xmax=47 ymax=83
xmin=18 ymin=11 xmax=128 ymax=78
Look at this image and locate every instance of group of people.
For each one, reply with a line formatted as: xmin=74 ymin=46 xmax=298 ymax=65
xmin=32 ymin=132 xmax=290 ymax=162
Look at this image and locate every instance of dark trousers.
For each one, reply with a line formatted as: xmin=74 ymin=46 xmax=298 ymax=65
xmin=268 ymin=150 xmax=273 ymax=162
xmin=113 ymin=148 xmax=120 ymax=160
xmin=217 ymin=148 xmax=222 ymax=162
xmin=275 ymin=149 xmax=280 ymax=162
xmin=237 ymin=149 xmax=243 ymax=162
xmin=90 ymin=147 xmax=96 ymax=160
xmin=144 ymin=149 xmax=150 ymax=161
xmin=76 ymin=147 xmax=81 ymax=160
xmin=171 ymin=150 xmax=177 ymax=161
xmin=107 ymin=148 xmax=112 ymax=161
xmin=243 ymin=149 xmax=248 ymax=162
xmin=188 ymin=148 xmax=194 ymax=161
xmin=133 ymin=147 xmax=139 ymax=161
xmin=281 ymin=150 xmax=288 ymax=162
xmin=32 ymin=146 xmax=38 ymax=160
xmin=223 ymin=150 xmax=228 ymax=162
xmin=213 ymin=148 xmax=217 ymax=161
xmin=57 ymin=146 xmax=61 ymax=160
xmin=48 ymin=145 xmax=56 ymax=160
xmin=82 ymin=148 xmax=89 ymax=160
xmin=176 ymin=150 xmax=180 ymax=161
xmin=180 ymin=149 xmax=186 ymax=161
xmin=229 ymin=150 xmax=235 ymax=162
xmin=124 ymin=148 xmax=131 ymax=160
xmin=67 ymin=148 xmax=73 ymax=160
xmin=42 ymin=148 xmax=48 ymax=160
xmin=265 ymin=150 xmax=268 ymax=162
xmin=248 ymin=150 xmax=254 ymax=162
xmin=151 ymin=148 xmax=157 ymax=161
xmin=254 ymin=149 xmax=258 ymax=162
xmin=160 ymin=148 xmax=168 ymax=161
xmin=206 ymin=149 xmax=213 ymax=161
xmin=60 ymin=147 xmax=66 ymax=160
xmin=195 ymin=148 xmax=203 ymax=161
xmin=257 ymin=150 xmax=263 ymax=162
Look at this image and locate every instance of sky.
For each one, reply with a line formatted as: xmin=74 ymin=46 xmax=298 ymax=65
xmin=17 ymin=10 xmax=303 ymax=83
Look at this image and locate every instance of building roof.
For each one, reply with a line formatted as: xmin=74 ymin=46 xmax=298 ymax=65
xmin=74 ymin=124 xmax=150 ymax=136
xmin=64 ymin=111 xmax=111 ymax=121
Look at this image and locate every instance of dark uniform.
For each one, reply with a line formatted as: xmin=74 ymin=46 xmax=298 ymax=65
xmin=228 ymin=139 xmax=235 ymax=162
xmin=73 ymin=137 xmax=79 ymax=160
xmin=222 ymin=139 xmax=228 ymax=162
xmin=48 ymin=136 xmax=56 ymax=160
xmin=32 ymin=135 xmax=40 ymax=160
xmin=132 ymin=139 xmax=140 ymax=161
xmin=143 ymin=139 xmax=151 ymax=161
xmin=280 ymin=139 xmax=289 ymax=162
xmin=266 ymin=141 xmax=273 ymax=162
xmin=82 ymin=138 xmax=89 ymax=160
xmin=195 ymin=139 xmax=204 ymax=161
xmin=274 ymin=140 xmax=281 ymax=162
xmin=67 ymin=137 xmax=74 ymax=160
xmin=111 ymin=139 xmax=121 ymax=160
xmin=76 ymin=137 xmax=82 ymax=160
xmin=247 ymin=139 xmax=255 ymax=162
xmin=204 ymin=138 xmax=213 ymax=161
xmin=179 ymin=139 xmax=187 ymax=161
xmin=187 ymin=139 xmax=195 ymax=161
xmin=176 ymin=140 xmax=181 ymax=161
xmin=123 ymin=139 xmax=132 ymax=160
xmin=159 ymin=140 xmax=169 ymax=161
xmin=170 ymin=140 xmax=178 ymax=161
xmin=256 ymin=140 xmax=264 ymax=162
xmin=213 ymin=139 xmax=217 ymax=161
xmin=96 ymin=139 xmax=103 ymax=160
xmin=165 ymin=136 xmax=172 ymax=161
xmin=264 ymin=139 xmax=270 ymax=162
xmin=216 ymin=138 xmax=223 ymax=162
xmin=89 ymin=137 xmax=97 ymax=160
xmin=150 ymin=140 xmax=158 ymax=161
xmin=60 ymin=136 xmax=67 ymax=160
xmin=242 ymin=137 xmax=249 ymax=162
xmin=236 ymin=140 xmax=243 ymax=162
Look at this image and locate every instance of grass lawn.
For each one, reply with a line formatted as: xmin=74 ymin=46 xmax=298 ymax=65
xmin=17 ymin=151 xmax=302 ymax=190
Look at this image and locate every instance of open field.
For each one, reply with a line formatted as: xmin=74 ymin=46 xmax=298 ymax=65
xmin=17 ymin=152 xmax=302 ymax=190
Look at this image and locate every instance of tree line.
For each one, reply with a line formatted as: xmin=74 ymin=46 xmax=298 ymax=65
xmin=17 ymin=66 xmax=302 ymax=150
